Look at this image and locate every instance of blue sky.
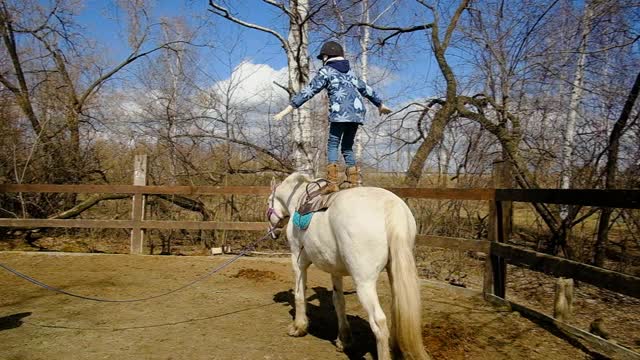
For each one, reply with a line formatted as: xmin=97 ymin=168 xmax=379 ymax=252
xmin=73 ymin=0 xmax=443 ymax=106
xmin=78 ymin=1 xmax=291 ymax=73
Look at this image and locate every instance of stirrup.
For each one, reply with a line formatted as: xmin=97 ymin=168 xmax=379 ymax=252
xmin=305 ymin=179 xmax=338 ymax=198
xmin=338 ymin=181 xmax=353 ymax=189
xmin=319 ymin=182 xmax=339 ymax=194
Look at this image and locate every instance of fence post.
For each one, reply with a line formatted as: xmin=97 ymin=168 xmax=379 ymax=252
xmin=483 ymin=161 xmax=511 ymax=299
xmin=130 ymin=154 xmax=147 ymax=254
xmin=494 ymin=199 xmax=507 ymax=297
xmin=553 ymin=277 xmax=574 ymax=322
xmin=483 ymin=197 xmax=496 ymax=298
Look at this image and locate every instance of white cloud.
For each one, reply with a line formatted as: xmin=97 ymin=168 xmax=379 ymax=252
xmin=212 ymin=60 xmax=289 ymax=109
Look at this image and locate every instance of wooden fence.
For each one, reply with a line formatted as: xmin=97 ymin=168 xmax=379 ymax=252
xmin=1 ymin=178 xmax=638 ymax=299
xmin=1 ymin=156 xmax=640 ymax=358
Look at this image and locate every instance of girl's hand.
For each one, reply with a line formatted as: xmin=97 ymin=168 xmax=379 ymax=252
xmin=273 ymin=105 xmax=293 ymax=121
xmin=378 ymin=104 xmax=392 ymax=115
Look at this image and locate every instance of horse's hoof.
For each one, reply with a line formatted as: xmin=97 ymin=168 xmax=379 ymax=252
xmin=335 ymin=338 xmax=351 ymax=352
xmin=335 ymin=333 xmax=353 ymax=352
xmin=287 ymin=323 xmax=307 ymax=337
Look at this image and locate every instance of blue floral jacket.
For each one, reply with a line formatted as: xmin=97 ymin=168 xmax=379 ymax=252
xmin=291 ymin=60 xmax=383 ymax=123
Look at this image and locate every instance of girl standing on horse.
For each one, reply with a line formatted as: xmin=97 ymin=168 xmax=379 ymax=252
xmin=273 ymin=41 xmax=392 ymax=193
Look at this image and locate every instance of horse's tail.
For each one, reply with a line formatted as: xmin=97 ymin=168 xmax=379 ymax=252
xmin=386 ymin=200 xmax=431 ymax=360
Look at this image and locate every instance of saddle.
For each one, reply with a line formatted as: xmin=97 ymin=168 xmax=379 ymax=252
xmin=292 ymin=180 xmax=338 ymax=230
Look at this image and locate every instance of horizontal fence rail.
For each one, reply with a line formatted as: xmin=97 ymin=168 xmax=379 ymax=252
xmin=0 ymin=184 xmax=495 ymax=200
xmin=0 ymin=219 xmax=267 ymax=231
xmin=0 ymin=184 xmax=272 ymax=196
xmin=388 ymin=188 xmax=495 ymax=200
xmin=491 ymin=242 xmax=640 ymax=299
xmin=496 ymin=189 xmax=640 ymax=209
xmin=416 ymin=235 xmax=490 ymax=253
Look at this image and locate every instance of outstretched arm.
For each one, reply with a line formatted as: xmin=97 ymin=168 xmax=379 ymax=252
xmin=356 ymin=79 xmax=392 ymax=115
xmin=291 ymin=68 xmax=330 ymax=109
xmin=273 ymin=69 xmax=329 ymax=121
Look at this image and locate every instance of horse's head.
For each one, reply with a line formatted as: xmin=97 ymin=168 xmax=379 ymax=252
xmin=266 ymin=173 xmax=311 ymax=239
xmin=266 ymin=177 xmax=289 ymax=239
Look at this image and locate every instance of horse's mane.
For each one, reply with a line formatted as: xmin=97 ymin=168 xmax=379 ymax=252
xmin=285 ymin=172 xmax=312 ymax=186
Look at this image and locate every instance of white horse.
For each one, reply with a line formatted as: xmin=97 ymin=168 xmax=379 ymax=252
xmin=267 ymin=172 xmax=430 ymax=360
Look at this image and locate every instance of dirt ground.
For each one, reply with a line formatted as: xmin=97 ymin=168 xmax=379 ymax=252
xmin=414 ymin=246 xmax=640 ymax=353
xmin=0 ymin=251 xmax=596 ymax=360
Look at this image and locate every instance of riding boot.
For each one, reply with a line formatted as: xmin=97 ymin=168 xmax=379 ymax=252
xmin=345 ymin=166 xmax=361 ymax=188
xmin=321 ymin=163 xmax=340 ymax=194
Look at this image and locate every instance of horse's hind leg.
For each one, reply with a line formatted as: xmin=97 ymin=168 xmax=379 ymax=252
xmin=356 ymin=281 xmax=391 ymax=360
xmin=289 ymin=254 xmax=310 ymax=337
xmin=332 ymin=275 xmax=352 ymax=352
xmin=386 ymin=263 xmax=399 ymax=357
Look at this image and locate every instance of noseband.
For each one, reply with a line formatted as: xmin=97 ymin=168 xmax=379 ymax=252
xmin=266 ymin=182 xmax=289 ymax=239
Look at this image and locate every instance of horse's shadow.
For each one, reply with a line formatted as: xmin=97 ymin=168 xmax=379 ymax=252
xmin=274 ymin=287 xmax=376 ymax=359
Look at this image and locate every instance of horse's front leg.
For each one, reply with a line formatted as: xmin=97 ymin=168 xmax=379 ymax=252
xmin=289 ymin=252 xmax=310 ymax=337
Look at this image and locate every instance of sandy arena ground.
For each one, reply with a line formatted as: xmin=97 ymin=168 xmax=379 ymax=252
xmin=0 ymin=251 xmax=593 ymax=359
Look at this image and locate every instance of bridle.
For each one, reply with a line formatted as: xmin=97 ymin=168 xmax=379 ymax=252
xmin=266 ymin=181 xmax=289 ymax=239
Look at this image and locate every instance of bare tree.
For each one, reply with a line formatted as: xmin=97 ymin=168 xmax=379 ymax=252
xmin=0 ymin=0 xmax=193 ymax=219
xmin=0 ymin=0 xmax=189 ymax=182
xmin=354 ymin=1 xmax=571 ymax=255
xmin=594 ymin=70 xmax=640 ymax=266
xmin=208 ymin=1 xmax=328 ymax=174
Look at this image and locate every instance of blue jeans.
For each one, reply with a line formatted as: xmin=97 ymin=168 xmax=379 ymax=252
xmin=327 ymin=122 xmax=358 ymax=166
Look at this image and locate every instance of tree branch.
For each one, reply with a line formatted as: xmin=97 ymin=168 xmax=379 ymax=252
xmin=154 ymin=194 xmax=211 ymax=220
xmin=49 ymin=194 xmax=129 ymax=220
xmin=301 ymin=1 xmax=329 ymax=25
xmin=509 ymin=0 xmax=561 ymax=73
xmin=78 ymin=40 xmax=191 ymax=109
xmin=443 ymin=0 xmax=470 ymax=50
xmin=176 ymin=133 xmax=294 ymax=172
xmin=273 ymin=81 xmax=292 ymax=96
xmin=208 ymin=0 xmax=289 ymax=52
xmin=30 ymin=31 xmax=80 ymax=109
xmin=343 ymin=22 xmax=433 ymax=47
xmin=261 ymin=0 xmax=293 ymax=18
xmin=0 ymin=4 xmax=42 ymax=134
xmin=0 ymin=72 xmax=19 ymax=93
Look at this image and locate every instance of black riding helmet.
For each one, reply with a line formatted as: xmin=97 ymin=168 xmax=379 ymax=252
xmin=317 ymin=41 xmax=344 ymax=60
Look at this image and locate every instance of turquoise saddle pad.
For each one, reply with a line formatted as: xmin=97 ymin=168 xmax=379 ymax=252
xmin=292 ymin=211 xmax=314 ymax=230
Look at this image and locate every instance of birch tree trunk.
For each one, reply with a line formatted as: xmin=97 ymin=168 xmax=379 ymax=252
xmin=288 ymin=0 xmax=315 ymax=174
xmin=165 ymin=36 xmax=181 ymax=185
xmin=437 ymin=145 xmax=449 ymax=186
xmin=560 ymin=3 xmax=593 ymax=199
xmin=355 ymin=0 xmax=371 ymax=164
